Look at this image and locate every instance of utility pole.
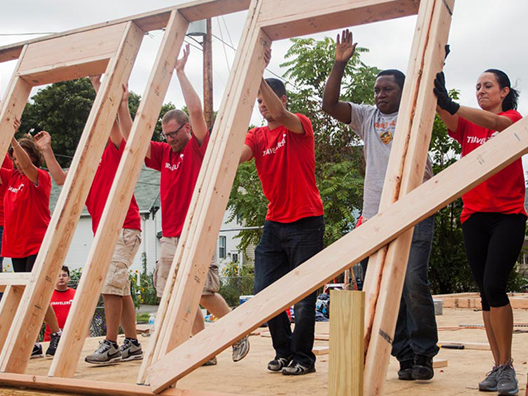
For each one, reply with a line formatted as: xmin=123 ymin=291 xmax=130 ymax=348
xmin=203 ymin=19 xmax=214 ymax=129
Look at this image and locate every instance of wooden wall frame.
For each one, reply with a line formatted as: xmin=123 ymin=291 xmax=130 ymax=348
xmin=1 ymin=0 xmax=520 ymax=395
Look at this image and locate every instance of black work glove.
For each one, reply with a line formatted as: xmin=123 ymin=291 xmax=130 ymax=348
xmin=433 ymin=72 xmax=460 ymax=115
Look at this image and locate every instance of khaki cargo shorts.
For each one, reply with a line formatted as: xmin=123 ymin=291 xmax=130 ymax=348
xmin=101 ymin=228 xmax=142 ymax=296
xmin=153 ymin=236 xmax=220 ymax=298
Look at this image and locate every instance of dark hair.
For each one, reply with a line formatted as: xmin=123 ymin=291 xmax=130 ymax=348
xmin=484 ymin=69 xmax=518 ymax=111
xmin=9 ymin=137 xmax=43 ymax=168
xmin=61 ymin=265 xmax=70 ymax=277
xmin=264 ymin=78 xmax=287 ymax=98
xmin=161 ymin=109 xmax=189 ymax=126
xmin=376 ymin=69 xmax=406 ymax=91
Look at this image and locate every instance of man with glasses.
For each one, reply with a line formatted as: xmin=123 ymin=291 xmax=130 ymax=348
xmin=143 ymin=44 xmax=249 ymax=364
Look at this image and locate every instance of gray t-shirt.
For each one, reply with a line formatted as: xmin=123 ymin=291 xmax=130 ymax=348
xmin=348 ymin=102 xmax=433 ymax=219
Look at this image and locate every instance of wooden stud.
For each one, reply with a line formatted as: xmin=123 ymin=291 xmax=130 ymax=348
xmin=146 ymin=113 xmax=528 ymax=391
xmin=432 ymin=358 xmax=448 ymax=368
xmin=0 ymin=21 xmax=144 ymax=375
xmin=48 ymin=12 xmax=188 ymax=379
xmin=0 ymin=286 xmax=24 ymax=353
xmin=0 ymin=373 xmax=244 ymax=396
xmin=328 ymin=290 xmax=364 ymax=396
xmin=259 ymin=0 xmax=419 ymax=41
xmin=0 ymin=273 xmax=31 ymax=286
xmin=313 ymin=346 xmax=329 ymax=356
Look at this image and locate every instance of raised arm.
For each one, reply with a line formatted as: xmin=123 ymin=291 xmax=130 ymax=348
xmin=434 ymin=72 xmax=513 ymax=132
xmin=322 ymin=29 xmax=357 ymax=124
xmin=34 ymin=131 xmax=67 ymax=185
xmin=11 ymin=119 xmax=39 ymax=184
xmin=89 ymin=75 xmax=123 ymax=148
xmin=117 ymin=83 xmax=133 ymax=141
xmin=175 ymin=44 xmax=208 ymax=145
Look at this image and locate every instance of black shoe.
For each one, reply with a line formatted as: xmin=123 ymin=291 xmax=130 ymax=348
xmin=282 ymin=361 xmax=316 ymax=376
xmin=46 ymin=332 xmax=61 ymax=357
xmin=412 ymin=355 xmax=434 ymax=380
xmin=31 ymin=344 xmax=43 ymax=359
xmin=267 ymin=357 xmax=291 ymax=372
xmin=398 ymin=358 xmax=414 ymax=381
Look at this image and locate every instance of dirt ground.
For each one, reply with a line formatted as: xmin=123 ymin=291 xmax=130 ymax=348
xmin=1 ymin=307 xmax=528 ymax=396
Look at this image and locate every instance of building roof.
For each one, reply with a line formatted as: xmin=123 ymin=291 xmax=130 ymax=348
xmin=50 ymin=166 xmax=160 ymax=216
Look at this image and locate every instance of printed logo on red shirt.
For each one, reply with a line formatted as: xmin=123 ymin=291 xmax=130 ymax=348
xmin=8 ymin=183 xmax=24 ymax=193
xmin=165 ymin=154 xmax=184 ymax=171
xmin=263 ymin=134 xmax=286 ymax=156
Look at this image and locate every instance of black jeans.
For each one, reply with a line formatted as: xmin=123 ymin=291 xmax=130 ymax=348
xmin=254 ymin=216 xmax=324 ymax=367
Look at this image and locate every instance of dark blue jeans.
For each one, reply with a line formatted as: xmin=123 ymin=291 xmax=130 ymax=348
xmin=254 ymin=216 xmax=324 ymax=367
xmin=392 ymin=215 xmax=439 ymax=361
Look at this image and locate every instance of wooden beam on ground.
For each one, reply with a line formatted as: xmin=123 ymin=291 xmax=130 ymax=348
xmin=0 ymin=373 xmax=244 ymax=396
xmin=0 ymin=22 xmax=144 ymax=374
xmin=433 ymin=359 xmax=448 ymax=368
xmin=328 ymin=291 xmax=364 ymax=396
xmin=363 ymin=1 xmax=454 ymax=395
xmin=146 ymin=114 xmax=528 ymax=392
xmin=48 ymin=12 xmax=188 ymax=379
xmin=0 ymin=286 xmax=24 ymax=352
xmin=259 ymin=0 xmax=419 ymax=41
xmin=0 ymin=0 xmax=251 ymax=63
xmin=313 ymin=346 xmax=329 ymax=356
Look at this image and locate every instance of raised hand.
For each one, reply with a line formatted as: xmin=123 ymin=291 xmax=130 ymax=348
xmin=335 ymin=29 xmax=357 ymax=63
xmin=175 ymin=43 xmax=190 ymax=74
xmin=433 ymin=72 xmax=460 ymax=115
xmin=88 ymin=75 xmax=102 ymax=93
xmin=34 ymin=131 xmax=52 ymax=151
xmin=121 ymin=83 xmax=130 ymax=105
xmin=13 ymin=118 xmax=21 ymax=132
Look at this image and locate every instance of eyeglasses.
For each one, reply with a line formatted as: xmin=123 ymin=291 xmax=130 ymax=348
xmin=161 ymin=123 xmax=187 ymax=140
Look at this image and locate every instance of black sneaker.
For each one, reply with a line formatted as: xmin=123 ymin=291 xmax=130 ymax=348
xmin=282 ymin=361 xmax=316 ymax=376
xmin=398 ymin=359 xmax=414 ymax=381
xmin=46 ymin=332 xmax=61 ymax=357
xmin=412 ymin=355 xmax=434 ymax=380
xmin=31 ymin=344 xmax=43 ymax=359
xmin=267 ymin=357 xmax=291 ymax=372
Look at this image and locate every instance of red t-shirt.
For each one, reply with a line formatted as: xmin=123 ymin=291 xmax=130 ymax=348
xmin=449 ymin=110 xmax=527 ymax=223
xmin=85 ymin=141 xmax=141 ymax=234
xmin=145 ymin=134 xmax=209 ymax=237
xmin=44 ymin=287 xmax=76 ymax=341
xmin=0 ymin=168 xmax=51 ymax=258
xmin=244 ymin=114 xmax=324 ymax=223
xmin=0 ymin=155 xmax=13 ymax=227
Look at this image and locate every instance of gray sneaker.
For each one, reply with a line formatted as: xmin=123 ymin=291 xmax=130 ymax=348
xmin=479 ymin=365 xmax=499 ymax=391
xmin=497 ymin=363 xmax=519 ymax=396
xmin=119 ymin=338 xmax=143 ymax=362
xmin=232 ymin=336 xmax=250 ymax=362
xmin=85 ymin=339 xmax=121 ymax=365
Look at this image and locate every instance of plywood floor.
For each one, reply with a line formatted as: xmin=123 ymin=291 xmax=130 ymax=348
xmin=1 ymin=307 xmax=528 ymax=396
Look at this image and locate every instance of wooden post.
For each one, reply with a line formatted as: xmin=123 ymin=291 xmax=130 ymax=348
xmin=0 ymin=21 xmax=144 ymax=374
xmin=0 ymin=286 xmax=24 ymax=352
xmin=329 ymin=290 xmax=364 ymax=396
xmin=203 ymin=18 xmax=214 ymax=129
xmin=48 ymin=12 xmax=189 ymax=379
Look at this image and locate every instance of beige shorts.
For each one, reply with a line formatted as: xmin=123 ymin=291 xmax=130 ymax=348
xmin=102 ymin=228 xmax=142 ymax=296
xmin=153 ymin=236 xmax=220 ymax=298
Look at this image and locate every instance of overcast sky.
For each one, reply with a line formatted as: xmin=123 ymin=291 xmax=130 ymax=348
xmin=0 ymin=0 xmax=527 ymax=129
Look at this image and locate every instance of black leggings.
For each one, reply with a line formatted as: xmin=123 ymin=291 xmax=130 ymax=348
xmin=12 ymin=255 xmax=38 ymax=273
xmin=462 ymin=212 xmax=526 ymax=310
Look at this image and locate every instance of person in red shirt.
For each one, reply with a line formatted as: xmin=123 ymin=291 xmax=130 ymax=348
xmin=0 ymin=122 xmax=61 ymax=358
xmin=141 ymin=44 xmax=248 ymax=364
xmin=435 ymin=69 xmax=526 ymax=395
xmin=35 ymin=78 xmax=143 ymax=365
xmin=44 ymin=266 xmax=76 ymax=341
xmin=239 ymin=48 xmax=324 ymax=376
xmin=0 ymin=154 xmax=13 ymax=271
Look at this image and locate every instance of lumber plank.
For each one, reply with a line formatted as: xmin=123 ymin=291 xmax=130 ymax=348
xmin=0 ymin=273 xmax=31 ymax=286
xmin=47 ymin=13 xmax=183 ymax=378
xmin=0 ymin=21 xmax=144 ymax=375
xmin=433 ymin=358 xmax=448 ymax=368
xmin=0 ymin=373 xmax=243 ymax=396
xmin=328 ymin=291 xmax=364 ymax=396
xmin=18 ymin=23 xmax=127 ymax=77
xmin=142 ymin=1 xmax=265 ymax=382
xmin=0 ymin=286 xmax=24 ymax=352
xmin=259 ymin=0 xmax=419 ymax=41
xmin=147 ymin=0 xmax=268 ymax=383
xmin=0 ymin=0 xmax=251 ymax=63
xmin=313 ymin=346 xmax=329 ymax=356
xmin=146 ymin=113 xmax=528 ymax=391
xmin=363 ymin=1 xmax=454 ymax=395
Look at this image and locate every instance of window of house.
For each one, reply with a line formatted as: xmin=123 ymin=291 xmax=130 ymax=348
xmin=219 ymin=236 xmax=226 ymax=259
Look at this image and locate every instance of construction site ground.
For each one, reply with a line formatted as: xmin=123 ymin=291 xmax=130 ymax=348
xmin=2 ymin=305 xmax=528 ymax=396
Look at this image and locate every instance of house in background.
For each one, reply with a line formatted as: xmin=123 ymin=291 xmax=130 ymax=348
xmin=2 ymin=166 xmax=255 ymax=277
